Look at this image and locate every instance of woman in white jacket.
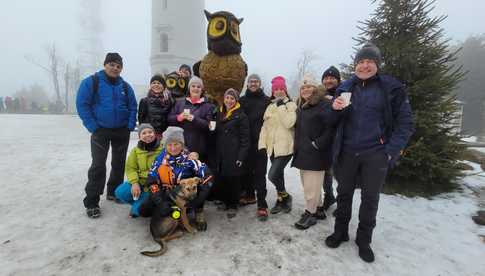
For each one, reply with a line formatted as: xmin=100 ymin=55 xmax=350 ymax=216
xmin=258 ymin=76 xmax=297 ymax=214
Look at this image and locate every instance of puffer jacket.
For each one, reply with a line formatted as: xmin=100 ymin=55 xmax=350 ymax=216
xmin=258 ymin=97 xmax=297 ymax=157
xmin=125 ymin=141 xmax=164 ymax=192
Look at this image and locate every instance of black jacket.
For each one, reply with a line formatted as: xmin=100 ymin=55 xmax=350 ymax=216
xmin=215 ymin=106 xmax=250 ymax=176
xmin=138 ymin=92 xmax=174 ymax=134
xmin=292 ymin=95 xmax=337 ymax=171
xmin=239 ymin=89 xmax=271 ymax=146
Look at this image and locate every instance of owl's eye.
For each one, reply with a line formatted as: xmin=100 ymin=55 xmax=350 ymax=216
xmin=166 ymin=78 xmax=177 ymax=88
xmin=230 ymin=21 xmax=241 ymax=43
xmin=178 ymin=79 xmax=186 ymax=89
xmin=208 ymin=17 xmax=227 ymax=38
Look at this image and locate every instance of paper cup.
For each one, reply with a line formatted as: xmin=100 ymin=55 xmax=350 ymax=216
xmin=183 ymin=108 xmax=190 ymax=115
xmin=341 ymin=92 xmax=352 ymax=107
xmin=209 ymin=121 xmax=216 ymax=131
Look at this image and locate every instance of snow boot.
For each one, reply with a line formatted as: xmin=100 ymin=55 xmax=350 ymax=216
xmin=86 ymin=207 xmax=101 ymax=219
xmin=325 ymin=232 xmax=350 ymax=248
xmin=270 ymin=192 xmax=292 ymax=214
xmin=356 ymin=241 xmax=375 ymax=263
xmin=294 ymin=210 xmax=317 ymax=230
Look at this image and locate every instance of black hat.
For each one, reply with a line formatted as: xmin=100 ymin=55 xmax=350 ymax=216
xmin=104 ymin=52 xmax=123 ymax=66
xmin=354 ymin=42 xmax=382 ymax=66
xmin=321 ymin=66 xmax=341 ymax=83
xmin=179 ymin=64 xmax=192 ymax=75
xmin=150 ymin=74 xmax=166 ymax=87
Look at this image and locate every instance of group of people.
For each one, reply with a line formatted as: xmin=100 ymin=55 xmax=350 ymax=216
xmin=76 ymin=43 xmax=414 ymax=263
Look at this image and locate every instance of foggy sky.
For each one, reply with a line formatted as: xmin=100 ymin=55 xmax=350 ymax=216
xmin=0 ymin=0 xmax=483 ymax=97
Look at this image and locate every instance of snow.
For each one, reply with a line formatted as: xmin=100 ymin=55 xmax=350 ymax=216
xmin=1 ymin=114 xmax=484 ymax=276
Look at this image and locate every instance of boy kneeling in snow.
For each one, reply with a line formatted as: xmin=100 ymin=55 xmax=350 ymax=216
xmin=139 ymin=127 xmax=213 ymax=231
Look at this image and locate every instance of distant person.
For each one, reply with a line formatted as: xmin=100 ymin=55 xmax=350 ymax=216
xmin=114 ymin=124 xmax=163 ymax=217
xmin=168 ymin=76 xmax=215 ymax=163
xmin=239 ymin=74 xmax=271 ymax=218
xmin=292 ymin=75 xmax=337 ymax=230
xmin=138 ymin=74 xmax=174 ymax=138
xmin=4 ymin=96 xmax=12 ymax=113
xmin=76 ymin=52 xmax=137 ymax=218
xmin=326 ymin=43 xmax=414 ymax=263
xmin=178 ymin=64 xmax=192 ymax=78
xmin=320 ymin=66 xmax=342 ymax=211
xmin=258 ymin=76 xmax=297 ymax=217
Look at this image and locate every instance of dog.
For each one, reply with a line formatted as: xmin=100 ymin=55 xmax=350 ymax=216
xmin=141 ymin=177 xmax=201 ymax=257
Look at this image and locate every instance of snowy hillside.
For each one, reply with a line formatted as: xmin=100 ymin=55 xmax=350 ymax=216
xmin=0 ymin=115 xmax=484 ymax=276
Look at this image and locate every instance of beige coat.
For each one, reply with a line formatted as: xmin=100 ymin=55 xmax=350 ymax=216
xmin=258 ymin=97 xmax=297 ymax=157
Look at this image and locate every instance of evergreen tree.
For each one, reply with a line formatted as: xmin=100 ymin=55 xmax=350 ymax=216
xmin=356 ymin=0 xmax=466 ymax=195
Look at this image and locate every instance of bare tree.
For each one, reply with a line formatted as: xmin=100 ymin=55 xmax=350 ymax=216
xmin=289 ymin=50 xmax=319 ymax=97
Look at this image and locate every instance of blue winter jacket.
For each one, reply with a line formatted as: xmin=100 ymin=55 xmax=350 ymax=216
xmin=332 ymin=74 xmax=414 ymax=166
xmin=76 ymin=70 xmax=137 ymax=133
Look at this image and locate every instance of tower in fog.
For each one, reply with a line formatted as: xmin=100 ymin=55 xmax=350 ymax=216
xmin=151 ymin=0 xmax=206 ymax=75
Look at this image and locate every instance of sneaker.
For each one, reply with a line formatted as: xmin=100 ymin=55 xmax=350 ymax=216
xmin=227 ymin=208 xmax=237 ymax=219
xmin=280 ymin=194 xmax=292 ymax=213
xmin=86 ymin=207 xmax=101 ymax=218
xmin=270 ymin=200 xmax=284 ymax=214
xmin=356 ymin=241 xmax=375 ymax=263
xmin=322 ymin=195 xmax=336 ymax=211
xmin=294 ymin=210 xmax=317 ymax=230
xmin=315 ymin=206 xmax=327 ymax=220
xmin=256 ymin=208 xmax=269 ymax=221
xmin=325 ymin=232 xmax=350 ymax=248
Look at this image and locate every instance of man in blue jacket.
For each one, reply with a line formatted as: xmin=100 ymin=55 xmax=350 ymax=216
xmin=325 ymin=43 xmax=414 ymax=262
xmin=76 ymin=52 xmax=137 ymax=218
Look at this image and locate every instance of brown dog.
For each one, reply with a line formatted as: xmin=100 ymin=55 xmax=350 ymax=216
xmin=141 ymin=177 xmax=200 ymax=257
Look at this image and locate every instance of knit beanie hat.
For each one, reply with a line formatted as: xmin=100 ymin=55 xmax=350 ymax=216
xmin=247 ymin=74 xmax=261 ymax=83
xmin=138 ymin=123 xmax=154 ymax=137
xmin=321 ymin=66 xmax=341 ymax=83
xmin=162 ymin=126 xmax=185 ymax=146
xmin=188 ymin=76 xmax=204 ymax=89
xmin=271 ymin=76 xmax=287 ymax=96
xmin=150 ymin=74 xmax=166 ymax=87
xmin=104 ymin=52 xmax=123 ymax=66
xmin=354 ymin=42 xmax=382 ymax=66
xmin=224 ymin=88 xmax=240 ymax=101
xmin=300 ymin=74 xmax=319 ymax=89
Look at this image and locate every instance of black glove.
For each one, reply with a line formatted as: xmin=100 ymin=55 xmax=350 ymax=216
xmin=276 ymin=99 xmax=285 ymax=106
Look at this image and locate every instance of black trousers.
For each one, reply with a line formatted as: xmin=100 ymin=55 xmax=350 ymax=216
xmin=241 ymin=147 xmax=268 ymax=208
xmin=217 ymin=175 xmax=242 ymax=209
xmin=268 ymin=154 xmax=292 ymax=193
xmin=323 ymin=169 xmax=335 ymax=200
xmin=333 ymin=150 xmax=388 ymax=245
xmin=83 ymin=127 xmax=130 ymax=208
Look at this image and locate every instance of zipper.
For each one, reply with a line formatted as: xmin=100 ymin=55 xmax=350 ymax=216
xmin=113 ymin=84 xmax=117 ymax=127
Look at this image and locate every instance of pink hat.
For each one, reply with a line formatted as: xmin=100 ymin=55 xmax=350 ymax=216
xmin=271 ymin=76 xmax=287 ymax=96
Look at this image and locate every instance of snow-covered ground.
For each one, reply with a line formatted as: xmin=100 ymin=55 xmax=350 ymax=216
xmin=0 ymin=114 xmax=484 ymax=276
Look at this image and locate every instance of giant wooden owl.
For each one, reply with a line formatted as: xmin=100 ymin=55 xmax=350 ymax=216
xmin=194 ymin=10 xmax=248 ymax=106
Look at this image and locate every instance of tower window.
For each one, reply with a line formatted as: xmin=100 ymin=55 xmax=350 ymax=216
xmin=160 ymin=33 xmax=168 ymax=52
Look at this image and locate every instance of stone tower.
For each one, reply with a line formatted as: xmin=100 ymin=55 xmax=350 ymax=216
xmin=151 ymin=0 xmax=206 ymax=75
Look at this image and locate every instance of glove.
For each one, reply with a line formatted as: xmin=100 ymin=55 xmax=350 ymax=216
xmin=236 ymin=160 xmax=243 ymax=167
xmin=276 ymin=99 xmax=285 ymax=106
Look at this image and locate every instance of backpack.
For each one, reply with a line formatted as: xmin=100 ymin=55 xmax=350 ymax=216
xmin=91 ymin=73 xmax=129 ymax=102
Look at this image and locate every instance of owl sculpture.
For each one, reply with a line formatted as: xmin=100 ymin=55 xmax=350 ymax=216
xmin=194 ymin=10 xmax=248 ymax=106
xmin=165 ymin=71 xmax=188 ymax=100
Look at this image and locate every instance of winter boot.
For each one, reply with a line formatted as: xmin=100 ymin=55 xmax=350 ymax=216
xmin=315 ymin=206 xmax=327 ymax=220
xmin=86 ymin=207 xmax=101 ymax=219
xmin=270 ymin=192 xmax=292 ymax=214
xmin=294 ymin=210 xmax=317 ymax=230
xmin=325 ymin=232 xmax=350 ymax=248
xmin=280 ymin=193 xmax=292 ymax=213
xmin=356 ymin=241 xmax=375 ymax=263
xmin=256 ymin=208 xmax=269 ymax=221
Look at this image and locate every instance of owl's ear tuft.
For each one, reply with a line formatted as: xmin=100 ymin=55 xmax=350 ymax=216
xmin=204 ymin=10 xmax=212 ymax=21
xmin=238 ymin=18 xmax=244 ymax=24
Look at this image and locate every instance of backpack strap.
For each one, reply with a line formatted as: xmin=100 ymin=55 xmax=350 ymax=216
xmin=91 ymin=73 xmax=99 ymax=103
